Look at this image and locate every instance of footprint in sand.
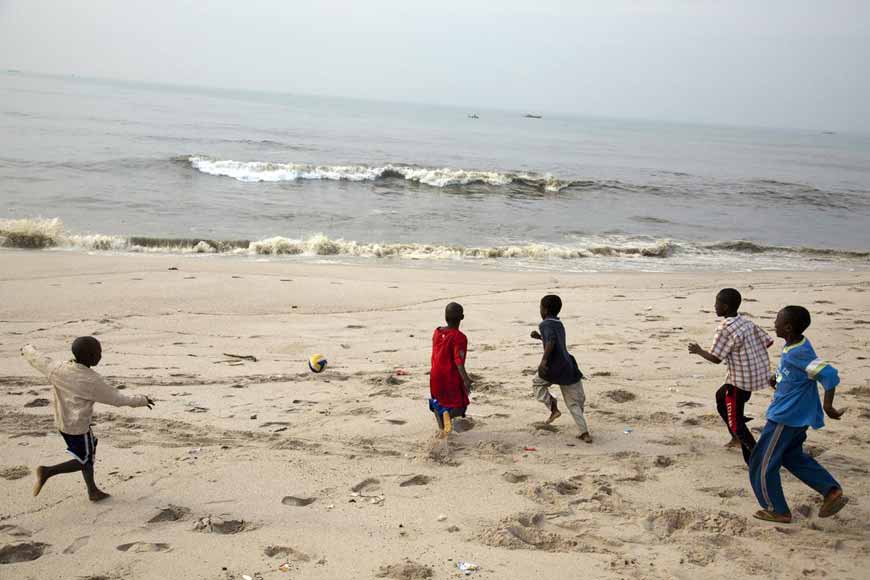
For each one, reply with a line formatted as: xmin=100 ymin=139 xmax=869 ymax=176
xmin=192 ymin=517 xmax=247 ymax=534
xmin=376 ymin=559 xmax=434 ymax=579
xmin=478 ymin=512 xmax=573 ymax=552
xmin=0 ymin=525 xmax=31 ymax=539
xmin=399 ymin=475 xmax=432 ymax=487
xmin=148 ymin=505 xmax=190 ymax=523
xmin=452 ymin=417 xmax=477 ymax=432
xmin=264 ymin=545 xmax=311 ymax=561
xmin=0 ymin=542 xmax=49 ymax=564
xmin=23 ymin=398 xmax=50 ymax=408
xmin=63 ymin=536 xmax=90 ymax=554
xmin=0 ymin=466 xmax=29 ymax=480
xmin=386 ymin=419 xmax=407 ymax=425
xmin=282 ymin=496 xmax=316 ymax=507
xmin=502 ymin=472 xmax=529 ymax=484
xmin=698 ymin=486 xmax=747 ymax=499
xmin=604 ymin=390 xmax=636 ymax=403
xmin=116 ymin=542 xmax=171 ymax=553
xmin=351 ymin=478 xmax=381 ymax=493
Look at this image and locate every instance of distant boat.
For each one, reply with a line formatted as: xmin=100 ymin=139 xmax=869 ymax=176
xmin=467 ymin=113 xmax=479 ymax=119
xmin=524 ymin=113 xmax=543 ymax=119
xmin=822 ymin=130 xmax=836 ymax=135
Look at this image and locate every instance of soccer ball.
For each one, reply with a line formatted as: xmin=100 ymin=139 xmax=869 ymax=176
xmin=308 ymin=354 xmax=327 ymax=373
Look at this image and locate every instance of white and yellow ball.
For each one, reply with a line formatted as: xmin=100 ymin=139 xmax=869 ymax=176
xmin=308 ymin=353 xmax=328 ymax=373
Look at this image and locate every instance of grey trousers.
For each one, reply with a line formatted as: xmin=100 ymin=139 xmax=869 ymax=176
xmin=533 ymin=377 xmax=589 ymax=435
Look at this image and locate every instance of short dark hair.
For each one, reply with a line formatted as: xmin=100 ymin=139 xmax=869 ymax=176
xmin=445 ymin=302 xmax=463 ymax=324
xmin=72 ymin=336 xmax=101 ymax=363
xmin=781 ymin=305 xmax=811 ymax=335
xmin=716 ymin=288 xmax=742 ymax=310
xmin=541 ymin=294 xmax=562 ymax=316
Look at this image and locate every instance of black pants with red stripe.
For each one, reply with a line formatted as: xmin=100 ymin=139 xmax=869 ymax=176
xmin=715 ymin=384 xmax=755 ymax=464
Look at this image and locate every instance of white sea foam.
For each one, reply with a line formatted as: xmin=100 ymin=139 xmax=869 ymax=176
xmin=0 ymin=217 xmax=65 ymax=248
xmin=2 ymin=218 xmax=867 ymax=270
xmin=187 ymin=156 xmax=568 ymax=192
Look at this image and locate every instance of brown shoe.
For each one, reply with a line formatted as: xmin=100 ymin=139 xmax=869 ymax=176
xmin=753 ymin=510 xmax=792 ymax=524
xmin=819 ymin=489 xmax=848 ymax=518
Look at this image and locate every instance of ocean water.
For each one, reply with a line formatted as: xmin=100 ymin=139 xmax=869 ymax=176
xmin=2 ymin=70 xmax=869 ymax=271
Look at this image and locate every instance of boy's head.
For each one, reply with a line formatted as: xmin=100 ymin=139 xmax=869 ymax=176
xmin=775 ymin=306 xmax=811 ymax=339
xmin=445 ymin=302 xmax=464 ymax=327
xmin=715 ymin=288 xmax=741 ymax=317
xmin=72 ymin=336 xmax=102 ymax=367
xmin=540 ymin=294 xmax=562 ymax=319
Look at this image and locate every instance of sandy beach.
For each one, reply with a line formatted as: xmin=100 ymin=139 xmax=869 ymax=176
xmin=1 ymin=251 xmax=869 ymax=580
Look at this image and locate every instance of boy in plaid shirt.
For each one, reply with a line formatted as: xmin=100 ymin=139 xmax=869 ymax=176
xmin=688 ymin=288 xmax=773 ymax=464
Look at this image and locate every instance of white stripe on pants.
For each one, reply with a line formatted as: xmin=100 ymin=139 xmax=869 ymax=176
xmin=532 ymin=377 xmax=589 ymax=435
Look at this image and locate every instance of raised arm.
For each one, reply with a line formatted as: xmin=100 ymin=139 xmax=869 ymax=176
xmin=21 ymin=344 xmax=56 ymax=376
xmin=688 ymin=342 xmax=722 ymax=364
xmin=689 ymin=325 xmax=731 ymax=364
xmin=89 ymin=374 xmax=153 ymax=409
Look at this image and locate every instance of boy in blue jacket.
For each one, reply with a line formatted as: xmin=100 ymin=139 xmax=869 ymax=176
xmin=749 ymin=306 xmax=848 ymax=523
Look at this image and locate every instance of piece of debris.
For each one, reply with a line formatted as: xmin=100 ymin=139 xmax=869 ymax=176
xmin=223 ymin=353 xmax=258 ymax=362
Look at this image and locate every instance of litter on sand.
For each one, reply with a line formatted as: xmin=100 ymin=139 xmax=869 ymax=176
xmin=457 ymin=561 xmax=479 ymax=575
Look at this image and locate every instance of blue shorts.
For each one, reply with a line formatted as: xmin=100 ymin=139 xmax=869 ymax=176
xmin=428 ymin=398 xmax=467 ymax=417
xmin=60 ymin=430 xmax=97 ymax=465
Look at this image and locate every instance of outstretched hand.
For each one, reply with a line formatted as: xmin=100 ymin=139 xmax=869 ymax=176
xmin=530 ymin=331 xmax=542 ymax=340
xmin=687 ymin=342 xmax=703 ymax=355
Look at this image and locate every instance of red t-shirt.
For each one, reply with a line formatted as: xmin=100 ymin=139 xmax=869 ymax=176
xmin=430 ymin=326 xmax=469 ymax=409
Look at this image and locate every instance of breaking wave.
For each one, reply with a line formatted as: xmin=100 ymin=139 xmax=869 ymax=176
xmin=703 ymin=240 xmax=870 ymax=259
xmin=2 ymin=219 xmax=868 ymax=265
xmin=186 ymin=156 xmax=618 ymax=193
xmin=247 ymin=236 xmax=677 ymax=259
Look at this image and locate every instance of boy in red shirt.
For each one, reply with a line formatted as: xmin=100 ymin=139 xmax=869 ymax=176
xmin=429 ymin=302 xmax=473 ymax=435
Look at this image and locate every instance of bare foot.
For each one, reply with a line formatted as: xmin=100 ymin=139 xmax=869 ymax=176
xmin=819 ymin=488 xmax=848 ymax=518
xmin=33 ymin=466 xmax=47 ymax=497
xmin=89 ymin=489 xmax=111 ymax=502
xmin=441 ymin=411 xmax=453 ymax=435
xmin=578 ymin=432 xmax=593 ymax=444
xmin=545 ymin=409 xmax=561 ymax=424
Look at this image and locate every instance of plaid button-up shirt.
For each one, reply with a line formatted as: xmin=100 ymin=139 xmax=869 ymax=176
xmin=710 ymin=315 xmax=774 ymax=392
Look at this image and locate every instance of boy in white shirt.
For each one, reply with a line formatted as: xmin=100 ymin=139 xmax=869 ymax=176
xmin=21 ymin=337 xmax=154 ymax=501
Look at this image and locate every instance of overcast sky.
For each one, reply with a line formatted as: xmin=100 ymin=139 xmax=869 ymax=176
xmin=1 ymin=0 xmax=868 ymax=131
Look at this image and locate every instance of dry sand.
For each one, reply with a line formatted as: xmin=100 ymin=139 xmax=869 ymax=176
xmin=1 ymin=251 xmax=869 ymax=579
